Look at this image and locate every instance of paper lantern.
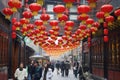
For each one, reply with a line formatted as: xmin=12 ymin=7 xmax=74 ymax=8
xmin=86 ymin=18 xmax=94 ymax=28
xmin=96 ymin=11 xmax=105 ymax=23
xmin=77 ymin=5 xmax=91 ymax=16
xmin=79 ymin=25 xmax=87 ymax=31
xmin=53 ymin=5 xmax=65 ymax=18
xmin=104 ymin=36 xmax=108 ymax=42
xmin=12 ymin=25 xmax=16 ymax=31
xmin=40 ymin=13 xmax=50 ymax=24
xmin=92 ymin=22 xmax=100 ymax=28
xmin=14 ymin=22 xmax=21 ymax=30
xmin=104 ymin=29 xmax=108 ymax=35
xmin=29 ymin=3 xmax=41 ymax=16
xmin=2 ymin=8 xmax=13 ymax=19
xmin=11 ymin=31 xmax=16 ymax=39
xmin=87 ymin=0 xmax=97 ymax=8
xmin=8 ymin=0 xmax=22 ymax=12
xmin=65 ymin=21 xmax=74 ymax=28
xmin=114 ymin=9 xmax=120 ymax=20
xmin=20 ymin=18 xmax=29 ymax=28
xmin=58 ymin=14 xmax=68 ymax=25
xmin=105 ymin=16 xmax=114 ymax=26
xmin=101 ymin=4 xmax=113 ymax=17
xmin=34 ymin=20 xmax=43 ymax=29
xmin=63 ymin=0 xmax=75 ymax=8
xmin=49 ymin=20 xmax=59 ymax=29
xmin=12 ymin=18 xmax=17 ymax=24
xmin=22 ymin=11 xmax=33 ymax=20
xmin=77 ymin=14 xmax=89 ymax=24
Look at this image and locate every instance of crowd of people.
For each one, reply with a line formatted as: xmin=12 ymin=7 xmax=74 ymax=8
xmin=14 ymin=60 xmax=89 ymax=80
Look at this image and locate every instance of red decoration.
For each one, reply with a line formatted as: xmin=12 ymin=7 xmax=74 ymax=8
xmin=96 ymin=11 xmax=105 ymax=23
xmin=12 ymin=25 xmax=16 ymax=31
xmin=53 ymin=5 xmax=65 ymax=18
xmin=104 ymin=29 xmax=108 ymax=35
xmin=103 ymin=22 xmax=108 ymax=28
xmin=40 ymin=13 xmax=50 ymax=24
xmin=114 ymin=9 xmax=120 ymax=20
xmin=101 ymin=4 xmax=113 ymax=17
xmin=50 ymin=20 xmax=59 ymax=27
xmin=12 ymin=18 xmax=17 ymax=24
xmin=27 ymin=24 xmax=34 ymax=30
xmin=12 ymin=31 xmax=16 ymax=39
xmin=79 ymin=25 xmax=87 ymax=30
xmin=92 ymin=22 xmax=100 ymax=28
xmin=22 ymin=11 xmax=33 ymax=19
xmin=29 ymin=3 xmax=41 ymax=16
xmin=65 ymin=21 xmax=74 ymax=27
xmin=104 ymin=36 xmax=108 ymax=42
xmin=2 ymin=8 xmax=13 ymax=19
xmin=58 ymin=14 xmax=68 ymax=25
xmin=20 ymin=18 xmax=29 ymax=27
xmin=105 ymin=16 xmax=114 ymax=26
xmin=34 ymin=20 xmax=43 ymax=29
xmin=87 ymin=0 xmax=97 ymax=8
xmin=63 ymin=0 xmax=75 ymax=8
xmin=86 ymin=18 xmax=94 ymax=28
xmin=14 ymin=22 xmax=21 ymax=30
xmin=77 ymin=5 xmax=91 ymax=14
xmin=8 ymin=0 xmax=22 ymax=12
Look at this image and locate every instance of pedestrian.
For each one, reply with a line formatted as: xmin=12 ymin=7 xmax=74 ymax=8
xmin=46 ymin=68 xmax=53 ymax=80
xmin=32 ymin=61 xmax=43 ymax=80
xmin=73 ymin=61 xmax=79 ymax=78
xmin=27 ymin=60 xmax=34 ymax=80
xmin=14 ymin=62 xmax=28 ymax=80
xmin=65 ymin=61 xmax=70 ymax=77
xmin=56 ymin=61 xmax=60 ymax=74
xmin=60 ymin=61 xmax=65 ymax=77
xmin=43 ymin=60 xmax=54 ymax=80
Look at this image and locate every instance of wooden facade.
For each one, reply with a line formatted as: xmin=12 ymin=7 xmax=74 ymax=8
xmin=83 ymin=25 xmax=120 ymax=80
xmin=0 ymin=12 xmax=34 ymax=79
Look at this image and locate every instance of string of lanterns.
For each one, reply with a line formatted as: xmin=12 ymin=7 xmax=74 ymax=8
xmin=2 ymin=0 xmax=120 ymax=57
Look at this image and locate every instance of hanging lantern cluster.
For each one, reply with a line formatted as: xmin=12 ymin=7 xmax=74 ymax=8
xmin=49 ymin=20 xmax=59 ymax=41
xmin=103 ymin=22 xmax=109 ymax=42
xmin=77 ymin=5 xmax=91 ymax=25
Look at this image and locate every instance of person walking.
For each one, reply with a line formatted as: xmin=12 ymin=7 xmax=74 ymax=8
xmin=32 ymin=61 xmax=43 ymax=80
xmin=73 ymin=61 xmax=79 ymax=78
xmin=65 ymin=61 xmax=70 ymax=77
xmin=14 ymin=62 xmax=28 ymax=80
xmin=56 ymin=61 xmax=60 ymax=75
xmin=46 ymin=68 xmax=53 ymax=80
xmin=60 ymin=61 xmax=65 ymax=77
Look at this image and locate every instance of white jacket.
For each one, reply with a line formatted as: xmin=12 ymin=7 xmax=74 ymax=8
xmin=14 ymin=68 xmax=28 ymax=80
xmin=46 ymin=68 xmax=53 ymax=80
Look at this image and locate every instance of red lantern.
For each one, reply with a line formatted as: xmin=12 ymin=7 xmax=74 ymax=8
xmin=53 ymin=5 xmax=65 ymax=18
xmin=86 ymin=18 xmax=94 ymax=28
xmin=77 ymin=14 xmax=89 ymax=24
xmin=14 ymin=22 xmax=21 ymax=30
xmin=104 ymin=36 xmax=108 ymax=42
xmin=62 ymin=35 xmax=68 ymax=40
xmin=91 ymin=27 xmax=97 ymax=34
xmin=77 ymin=5 xmax=91 ymax=16
xmin=34 ymin=20 xmax=43 ymax=29
xmin=22 ymin=11 xmax=33 ymax=19
xmin=79 ymin=25 xmax=87 ymax=31
xmin=12 ymin=31 xmax=16 ymax=39
xmin=40 ymin=13 xmax=50 ymax=24
xmin=20 ymin=18 xmax=29 ymax=28
xmin=65 ymin=21 xmax=74 ymax=27
xmin=50 ymin=20 xmax=59 ymax=29
xmin=87 ymin=0 xmax=97 ymax=8
xmin=101 ymin=4 xmax=113 ymax=17
xmin=105 ymin=16 xmax=114 ymax=26
xmin=114 ymin=9 xmax=120 ymax=20
xmin=27 ymin=24 xmax=34 ymax=31
xmin=49 ymin=30 xmax=54 ymax=34
xmin=29 ymin=3 xmax=41 ymax=16
xmin=2 ymin=8 xmax=13 ymax=19
xmin=12 ymin=18 xmax=17 ymax=24
xmin=8 ymin=0 xmax=22 ymax=12
xmin=92 ymin=22 xmax=100 ymax=28
xmin=63 ymin=0 xmax=75 ymax=8
xmin=58 ymin=14 xmax=68 ymax=25
xmin=96 ymin=11 xmax=105 ymax=23
xmin=103 ymin=22 xmax=108 ymax=28
xmin=104 ymin=29 xmax=108 ymax=35
xmin=12 ymin=25 xmax=16 ymax=31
